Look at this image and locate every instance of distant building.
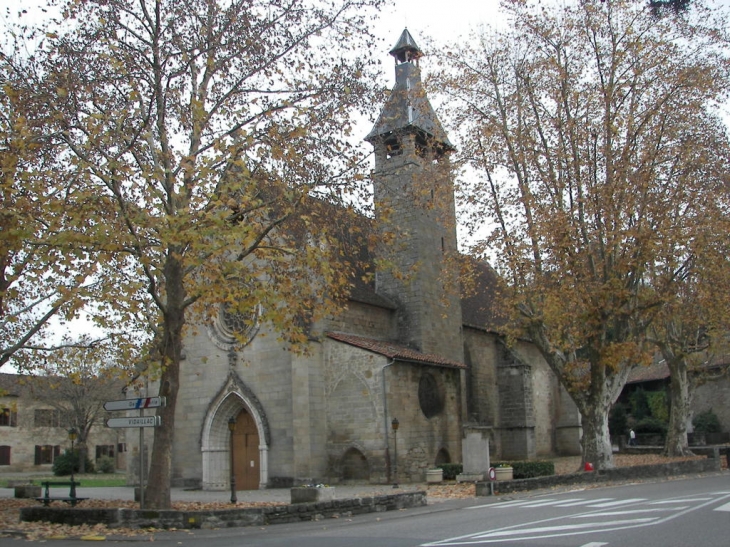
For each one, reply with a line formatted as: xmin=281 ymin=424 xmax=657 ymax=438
xmin=0 ymin=373 xmax=125 ymax=472
xmin=132 ymin=30 xmax=581 ymax=490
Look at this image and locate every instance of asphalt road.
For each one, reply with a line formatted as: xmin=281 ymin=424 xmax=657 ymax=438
xmin=48 ymin=474 xmax=730 ymax=546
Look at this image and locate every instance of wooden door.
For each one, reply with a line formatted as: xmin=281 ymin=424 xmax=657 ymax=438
xmin=233 ymin=410 xmax=260 ymax=490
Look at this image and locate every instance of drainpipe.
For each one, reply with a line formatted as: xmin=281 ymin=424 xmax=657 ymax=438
xmin=382 ymin=358 xmax=396 ymax=483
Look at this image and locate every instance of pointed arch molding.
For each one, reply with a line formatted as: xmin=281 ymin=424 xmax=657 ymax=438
xmin=200 ymin=371 xmax=270 ymax=490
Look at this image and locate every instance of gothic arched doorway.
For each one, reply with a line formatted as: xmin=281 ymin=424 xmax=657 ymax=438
xmin=233 ymin=409 xmax=260 ymax=490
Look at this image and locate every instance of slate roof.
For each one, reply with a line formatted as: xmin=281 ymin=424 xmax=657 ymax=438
xmin=365 ymin=29 xmax=454 ymax=150
xmin=461 ymin=260 xmax=508 ymax=333
xmin=627 ymin=360 xmax=670 ymax=384
xmin=627 ymin=354 xmax=730 ymax=385
xmin=326 ymin=331 xmax=466 ymax=369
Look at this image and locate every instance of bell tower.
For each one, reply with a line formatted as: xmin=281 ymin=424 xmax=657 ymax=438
xmin=365 ymin=29 xmax=463 ymax=362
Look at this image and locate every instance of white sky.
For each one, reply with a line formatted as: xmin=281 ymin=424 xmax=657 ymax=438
xmin=373 ymin=0 xmax=507 ymax=52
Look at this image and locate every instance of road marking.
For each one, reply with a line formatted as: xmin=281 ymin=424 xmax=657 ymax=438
xmin=571 ymin=507 xmax=688 ymax=518
xmin=426 ymin=493 xmax=730 ymax=546
xmin=467 ymin=499 xmax=554 ymax=510
xmin=649 ymin=498 xmax=712 ymax=504
xmin=517 ymin=498 xmax=584 ymax=508
xmin=588 ymin=498 xmax=646 ymax=508
xmin=580 ymin=543 xmax=608 ymax=547
xmin=472 ymin=518 xmax=659 ymax=539
xmin=555 ymin=498 xmax=613 ymax=507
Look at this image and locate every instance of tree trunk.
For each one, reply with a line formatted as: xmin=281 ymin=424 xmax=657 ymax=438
xmin=663 ymin=356 xmax=694 ymax=457
xmin=78 ymin=443 xmax=87 ymax=474
xmin=579 ymin=401 xmax=615 ymax=470
xmin=144 ymin=255 xmax=185 ymax=509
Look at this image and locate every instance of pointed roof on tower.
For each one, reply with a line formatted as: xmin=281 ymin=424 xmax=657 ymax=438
xmin=389 ymin=28 xmax=423 ymax=64
xmin=365 ymin=29 xmax=454 ymax=151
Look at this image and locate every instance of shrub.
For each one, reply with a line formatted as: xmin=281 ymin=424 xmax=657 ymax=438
xmin=437 ymin=463 xmax=463 ymax=480
xmin=633 ymin=417 xmax=668 ymax=435
xmin=512 ymin=461 xmax=555 ymax=479
xmin=492 ymin=461 xmax=555 ymax=479
xmin=53 ymin=450 xmax=95 ymax=476
xmin=629 ymin=388 xmax=651 ymax=420
xmin=646 ymin=390 xmax=670 ymax=422
xmin=96 ymin=456 xmax=116 ymax=474
xmin=693 ymin=409 xmax=722 ymax=434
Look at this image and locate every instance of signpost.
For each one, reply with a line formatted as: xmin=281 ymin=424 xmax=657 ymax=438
xmin=104 ymin=396 xmax=165 ymax=509
xmin=106 ymin=416 xmax=161 ymax=428
xmin=104 ymin=397 xmax=166 ymax=411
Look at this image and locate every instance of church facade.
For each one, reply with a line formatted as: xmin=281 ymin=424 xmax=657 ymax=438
xmin=133 ymin=30 xmax=581 ymax=490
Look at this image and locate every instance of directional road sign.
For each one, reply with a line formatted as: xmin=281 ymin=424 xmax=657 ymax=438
xmin=106 ymin=416 xmax=161 ymax=428
xmin=104 ymin=397 xmax=166 ymax=412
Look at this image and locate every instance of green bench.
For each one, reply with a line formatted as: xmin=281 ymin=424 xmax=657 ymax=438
xmin=36 ymin=480 xmax=88 ymax=506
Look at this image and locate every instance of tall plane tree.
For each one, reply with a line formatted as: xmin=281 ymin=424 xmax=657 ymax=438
xmin=17 ymin=0 xmax=384 ymax=508
xmin=1 ymin=34 xmax=125 ymax=371
xmin=435 ymin=0 xmax=729 ymax=469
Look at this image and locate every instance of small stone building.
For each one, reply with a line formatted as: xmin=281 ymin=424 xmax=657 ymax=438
xmin=132 ymin=30 xmax=581 ymax=490
xmin=0 ymin=373 xmax=125 ymax=472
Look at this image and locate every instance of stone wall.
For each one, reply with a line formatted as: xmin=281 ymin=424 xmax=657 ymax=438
xmin=19 ymin=492 xmax=427 ymax=529
xmin=512 ymin=341 xmax=581 ymax=457
xmin=497 ymin=344 xmax=535 ymax=460
xmin=323 ymin=340 xmax=389 ymax=483
xmin=386 ymin=362 xmax=462 ymax=482
xmin=327 ymin=301 xmax=396 ymax=340
xmin=463 ymin=329 xmax=499 ymax=432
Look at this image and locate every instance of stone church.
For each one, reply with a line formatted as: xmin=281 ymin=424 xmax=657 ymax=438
xmin=139 ymin=30 xmax=581 ymax=490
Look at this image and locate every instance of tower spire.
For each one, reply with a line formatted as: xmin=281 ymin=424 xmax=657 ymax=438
xmin=389 ymin=28 xmax=423 ymax=65
xmin=365 ymin=29 xmax=454 ymax=153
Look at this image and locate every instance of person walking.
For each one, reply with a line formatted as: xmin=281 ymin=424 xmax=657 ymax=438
xmin=629 ymin=429 xmax=636 ymax=446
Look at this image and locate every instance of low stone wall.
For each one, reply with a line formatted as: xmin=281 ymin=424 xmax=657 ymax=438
xmin=475 ymin=457 xmax=721 ymax=496
xmin=19 ymin=491 xmax=427 ymax=530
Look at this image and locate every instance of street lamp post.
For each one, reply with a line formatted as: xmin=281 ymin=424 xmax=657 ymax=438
xmin=391 ymin=418 xmax=399 ymax=489
xmin=228 ymin=417 xmax=237 ymax=504
xmin=67 ymin=428 xmax=78 ymax=498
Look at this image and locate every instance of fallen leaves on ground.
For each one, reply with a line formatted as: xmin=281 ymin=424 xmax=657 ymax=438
xmin=0 ymin=497 xmax=287 ymax=541
xmin=1 ymin=454 xmax=723 ymax=540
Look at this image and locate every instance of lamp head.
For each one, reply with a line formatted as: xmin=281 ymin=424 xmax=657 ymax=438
xmin=228 ymin=416 xmax=236 ymax=431
xmin=68 ymin=427 xmax=77 ymax=441
xmin=391 ymin=417 xmax=399 ymax=431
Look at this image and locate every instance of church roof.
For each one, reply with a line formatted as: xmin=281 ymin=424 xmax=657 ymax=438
xmin=460 ymin=260 xmax=509 ymax=333
xmin=627 ymin=360 xmax=670 ymax=384
xmin=365 ymin=29 xmax=454 ymax=150
xmin=326 ymin=332 xmax=466 ymax=369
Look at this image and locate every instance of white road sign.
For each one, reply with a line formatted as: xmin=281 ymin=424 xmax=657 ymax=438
xmin=106 ymin=416 xmax=161 ymax=428
xmin=104 ymin=397 xmax=166 ymax=411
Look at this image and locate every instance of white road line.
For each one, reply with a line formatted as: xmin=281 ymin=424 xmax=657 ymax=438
xmin=571 ymin=507 xmax=688 ymax=518
xmin=588 ymin=498 xmax=646 ymax=508
xmin=555 ymin=498 xmax=613 ymax=507
xmin=649 ymin=498 xmax=712 ymax=504
xmin=517 ymin=498 xmax=584 ymax=508
xmin=580 ymin=543 xmax=609 ymax=547
xmin=472 ymin=518 xmax=658 ymax=539
xmin=424 ymin=493 xmax=730 ymax=546
xmin=714 ymin=501 xmax=730 ymax=512
xmin=467 ymin=499 xmax=540 ymax=510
